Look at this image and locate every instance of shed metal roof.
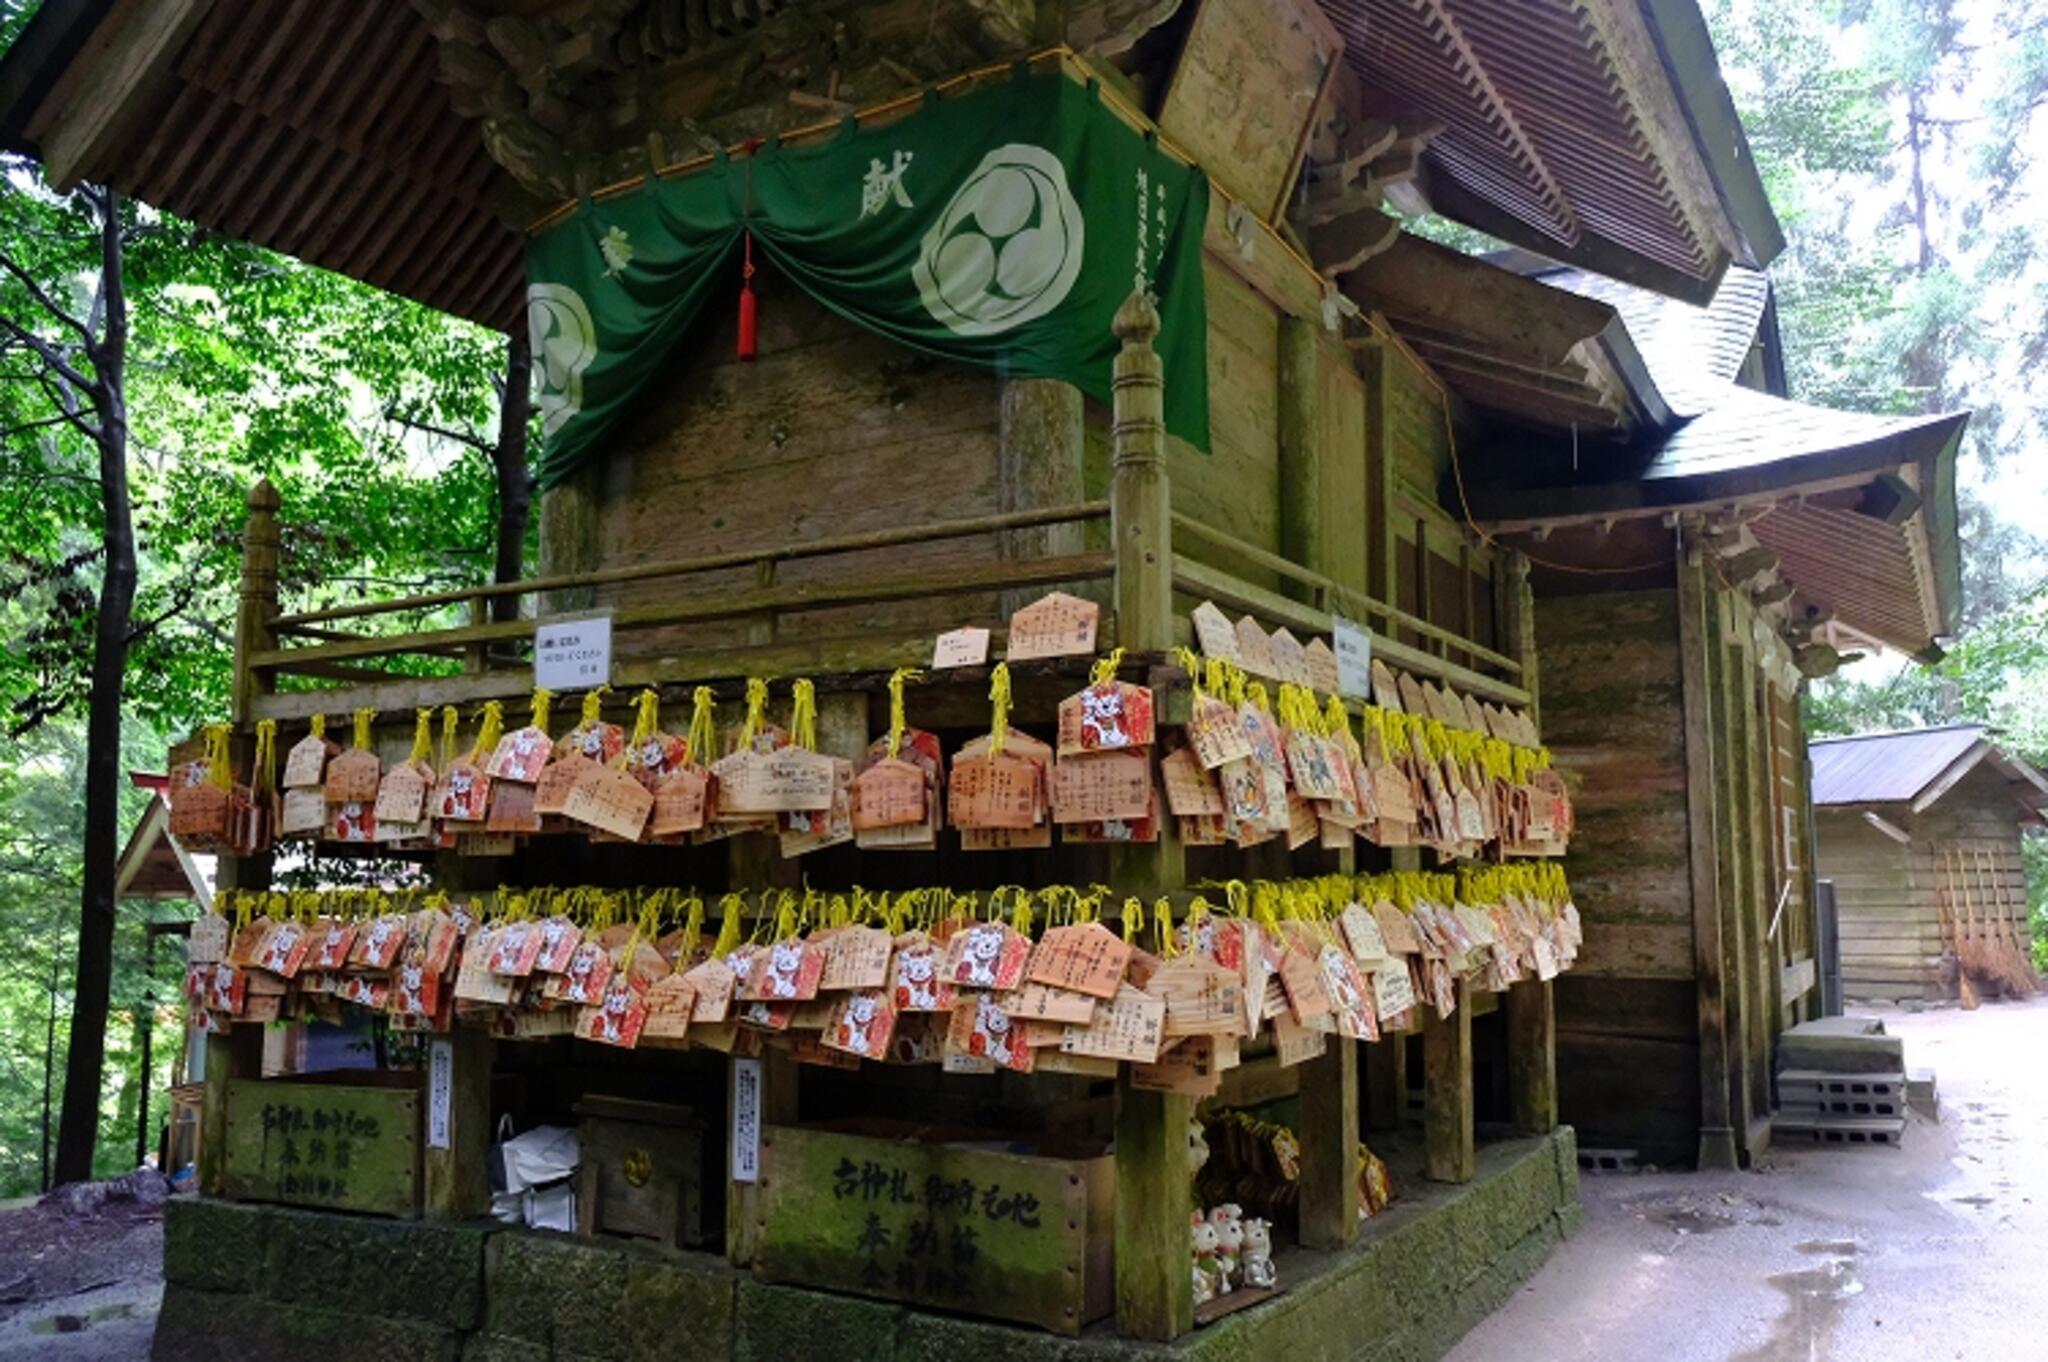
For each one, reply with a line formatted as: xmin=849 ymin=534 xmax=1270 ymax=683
xmin=1810 ymin=725 xmax=2048 ymax=817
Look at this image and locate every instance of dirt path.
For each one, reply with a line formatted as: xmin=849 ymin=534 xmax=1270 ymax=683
xmin=0 ymin=1187 xmax=165 ymax=1361
xmin=1448 ymin=994 xmax=2048 ymax=1361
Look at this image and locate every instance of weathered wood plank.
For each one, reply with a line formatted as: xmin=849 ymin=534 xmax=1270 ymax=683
xmin=1296 ymin=1038 xmax=1360 ymax=1247
xmin=1506 ymin=980 xmax=1558 ymax=1135
xmin=422 ymin=1025 xmax=493 ymax=1220
xmin=1115 ymin=1074 xmax=1194 ymax=1340
xmin=1675 ymin=549 xmax=1735 ymax=1171
xmin=1422 ymin=981 xmax=1474 ymax=1183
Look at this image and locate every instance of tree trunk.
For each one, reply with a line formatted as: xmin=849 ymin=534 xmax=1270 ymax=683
xmin=490 ymin=333 xmax=533 ymax=622
xmin=53 ymin=188 xmax=132 ymax=1187
xmin=41 ymin=932 xmax=60 ymax=1193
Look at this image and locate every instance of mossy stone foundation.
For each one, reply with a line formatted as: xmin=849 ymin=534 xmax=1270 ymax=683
xmin=155 ymin=1128 xmax=1578 ymax=1362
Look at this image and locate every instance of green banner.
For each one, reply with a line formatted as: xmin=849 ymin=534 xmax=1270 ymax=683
xmin=526 ymin=70 xmax=1210 ymax=490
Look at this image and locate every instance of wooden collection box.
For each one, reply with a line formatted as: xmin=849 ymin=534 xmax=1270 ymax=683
xmin=754 ymin=1122 xmax=1114 ymax=1336
xmin=573 ymin=1095 xmax=713 ymax=1248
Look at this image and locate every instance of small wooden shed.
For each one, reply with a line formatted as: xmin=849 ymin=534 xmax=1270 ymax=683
xmin=1811 ymin=725 xmax=2047 ymax=1003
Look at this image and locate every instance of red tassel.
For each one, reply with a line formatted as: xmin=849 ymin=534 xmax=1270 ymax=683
xmin=737 ymin=232 xmax=758 ymax=362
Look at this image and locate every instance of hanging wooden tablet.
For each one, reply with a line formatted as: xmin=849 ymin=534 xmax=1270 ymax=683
xmin=374 ymin=759 xmax=430 ymax=825
xmin=1150 ymin=956 xmax=1243 ymax=1037
xmin=1238 ymin=705 xmax=1293 ymax=831
xmin=1223 ymin=614 xmax=1273 ymax=677
xmin=627 ymin=731 xmax=689 ymax=793
xmin=851 ymin=757 xmax=924 ymax=830
xmin=1026 ymin=921 xmax=1132 ymax=1000
xmin=188 ymin=911 xmax=231 ymax=966
xmin=889 ymin=934 xmax=955 ymax=1013
xmin=778 ymin=757 xmax=854 ymax=856
xmin=581 ymin=973 xmax=649 ymax=1048
xmin=436 ymin=760 xmax=492 ymax=823
xmin=1179 ymin=812 xmax=1229 ymax=845
xmin=562 ymin=762 xmax=653 ymax=840
xmin=277 ymin=787 xmax=325 ymax=839
xmin=555 ymin=719 xmax=624 ymax=765
xmin=942 ymin=921 xmax=1030 ymax=991
xmin=648 ymin=765 xmax=710 ymax=837
xmin=1285 ymin=729 xmax=1346 ymax=802
xmin=948 ymin=751 xmax=1042 ymax=829
xmin=1267 ymin=629 xmax=1313 ymax=688
xmin=1005 ymin=590 xmax=1099 ymax=661
xmin=1304 ymin=638 xmax=1341 ymax=696
xmin=1397 ymin=672 xmax=1429 ymax=718
xmin=930 ymin=626 xmax=991 ymax=669
xmin=1050 ymin=749 xmax=1150 ymax=823
xmin=323 ymin=744 xmax=381 ymax=805
xmin=1188 ymin=689 xmax=1252 ymax=768
xmin=1191 ymin=600 xmax=1241 ymax=664
xmin=1067 ymin=785 xmax=1160 ymax=844
xmin=823 ymin=989 xmax=897 ymax=1060
xmin=684 ymin=958 xmax=736 ymax=1022
xmin=1272 ymin=1010 xmax=1326 ymax=1066
xmin=856 ymin=727 xmax=944 ymax=850
xmin=203 ymin=962 xmax=248 ymax=1015
xmin=1160 ymin=746 xmax=1224 ymax=817
xmin=1370 ymin=660 xmax=1403 ymax=712
xmin=714 ymin=746 xmax=834 ymax=815
xmin=282 ymin=729 xmax=336 ymax=789
xmin=639 ymin=975 xmax=698 ymax=1048
xmin=817 ymin=924 xmax=892 ymax=992
xmin=487 ymin=920 xmax=545 ymax=976
xmin=254 ymin=919 xmax=311 ymax=978
xmin=740 ymin=937 xmax=824 ymax=1002
xmin=1057 ymin=680 xmax=1156 ymax=755
xmin=488 ymin=725 xmax=553 ymax=783
xmin=1131 ymin=1034 xmax=1222 ymax=1098
xmin=326 ymin=797 xmax=376 ymax=843
xmin=999 ymin=979 xmax=1099 ymax=1025
xmin=533 ymin=752 xmax=593 ymax=816
xmin=1285 ymin=791 xmax=1318 ymax=850
xmin=946 ymin=992 xmax=1035 ymax=1072
xmin=1058 ymin=983 xmax=1166 ymax=1063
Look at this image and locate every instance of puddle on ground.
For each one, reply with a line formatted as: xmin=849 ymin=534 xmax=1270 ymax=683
xmin=1950 ymin=1194 xmax=1994 ymax=1209
xmin=1730 ymin=1259 xmax=1864 ymax=1362
xmin=1794 ymin=1239 xmax=1859 ymax=1256
xmin=1651 ymin=1206 xmax=1739 ymax=1234
xmin=29 ymin=1302 xmax=135 ymax=1336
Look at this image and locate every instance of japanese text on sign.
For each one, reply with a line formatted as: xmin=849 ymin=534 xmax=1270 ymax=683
xmin=1332 ymin=615 xmax=1373 ymax=700
xmin=534 ymin=614 xmax=612 ymax=691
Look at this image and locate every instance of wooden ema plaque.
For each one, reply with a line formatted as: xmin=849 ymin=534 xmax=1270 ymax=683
xmin=649 ymin=766 xmax=709 ymax=837
xmin=1131 ymin=1034 xmax=1222 ymax=1097
xmin=1149 ymin=956 xmax=1244 ymax=1037
xmin=1050 ymin=750 xmax=1150 ymax=823
xmin=1058 ymin=983 xmax=1165 ymax=1063
xmin=1191 ymin=600 xmax=1240 ymax=663
xmin=1160 ymin=746 xmax=1223 ymax=816
xmin=823 ymin=989 xmax=898 ymax=1059
xmin=188 ymin=912 xmax=231 ymax=965
xmin=852 ymin=758 xmax=924 ymax=830
xmin=486 ymin=779 xmax=541 ymax=834
xmin=563 ymin=763 xmax=653 ymax=841
xmin=715 ymin=747 xmax=835 ymax=815
xmin=323 ymin=748 xmax=381 ymax=803
xmin=1267 ymin=629 xmax=1312 ymax=687
xmin=534 ymin=754 xmax=593 ymax=816
xmin=1373 ymin=960 xmax=1418 ymax=1019
xmin=1370 ymin=660 xmax=1402 ymax=712
xmin=1056 ymin=681 xmax=1156 ymax=756
xmin=943 ymin=922 xmax=1031 ymax=991
xmin=946 ymin=992 xmax=1035 ymax=1072
xmin=1233 ymin=616 xmax=1277 ymax=678
xmin=486 ymin=726 xmax=551 ymax=782
xmin=374 ymin=762 xmax=429 ymax=824
xmin=741 ymin=939 xmax=825 ymax=1002
xmin=1304 ymin=638 xmax=1341 ymax=696
xmin=168 ymin=782 xmax=230 ymax=847
xmin=684 ymin=958 xmax=735 ymax=1022
xmin=1188 ymin=692 xmax=1251 ymax=769
xmin=1284 ymin=731 xmax=1346 ymax=802
xmin=639 ymin=975 xmax=698 ymax=1048
xmin=278 ymin=787 xmax=325 ymax=837
xmin=281 ymin=733 xmax=334 ymax=789
xmin=1025 ymin=922 xmax=1131 ymax=1000
xmin=1005 ymin=590 xmax=1099 ymax=661
xmin=948 ymin=752 xmax=1041 ymax=829
xmin=998 ymin=981 xmax=1098 ymax=1025
xmin=817 ymin=925 xmax=893 ymax=992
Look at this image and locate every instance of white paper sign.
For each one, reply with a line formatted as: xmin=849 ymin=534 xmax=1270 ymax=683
xmin=427 ymin=1038 xmax=453 ymax=1150
xmin=1332 ymin=616 xmax=1373 ymax=700
xmin=731 ymin=1055 xmax=762 ymax=1184
xmin=534 ymin=614 xmax=612 ymax=691
xmin=931 ymin=626 xmax=991 ymax=670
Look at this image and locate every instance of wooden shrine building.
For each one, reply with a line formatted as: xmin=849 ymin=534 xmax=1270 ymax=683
xmin=0 ymin=0 xmax=1961 ymax=1356
xmin=1812 ymin=725 xmax=2046 ymax=1004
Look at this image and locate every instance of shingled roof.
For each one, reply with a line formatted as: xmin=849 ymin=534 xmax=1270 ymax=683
xmin=1811 ymin=724 xmax=2048 ymax=813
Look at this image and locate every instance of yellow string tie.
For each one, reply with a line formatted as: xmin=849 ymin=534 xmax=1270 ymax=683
xmin=308 ymin=713 xmax=326 ymax=742
xmin=685 ymin=687 xmax=716 ymax=765
xmin=1122 ymin=896 xmax=1144 ymax=944
xmin=987 ymin=662 xmax=1012 ymax=759
xmin=741 ymin=677 xmax=770 ymax=748
xmin=254 ymin=719 xmax=278 ymax=791
xmin=580 ymin=685 xmax=609 ymax=727
xmin=470 ymin=701 xmax=504 ymax=763
xmin=714 ymin=893 xmax=744 ymax=956
xmin=439 ymin=706 xmax=459 ymax=769
xmin=1154 ymin=897 xmax=1176 ymax=957
xmin=791 ymin=678 xmax=818 ymax=751
xmin=202 ymin=723 xmax=234 ymax=791
xmin=886 ymin=668 xmax=921 ymax=759
xmin=408 ymin=710 xmax=432 ymax=765
xmin=631 ymin=689 xmax=660 ymax=747
xmin=531 ymin=686 xmax=554 ymax=733
xmin=352 ymin=707 xmax=375 ymax=750
xmin=1089 ymin=647 xmax=1126 ymax=688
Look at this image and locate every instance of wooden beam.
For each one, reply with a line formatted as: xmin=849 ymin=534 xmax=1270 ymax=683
xmin=1422 ymin=981 xmax=1474 ymax=1183
xmin=38 ymin=0 xmax=216 ymax=189
xmin=1364 ymin=1027 xmax=1407 ymax=1133
xmin=1112 ymin=292 xmax=1174 ymax=653
xmin=1306 ymin=207 xmax=1402 ymax=276
xmin=1676 ymin=539 xmax=1737 ymax=1170
xmin=1277 ymin=316 xmax=1323 ymax=598
xmin=726 ymin=1047 xmax=798 ymax=1267
xmin=1114 ymin=1073 xmax=1194 ymax=1340
xmin=1296 ymin=1039 xmax=1361 ymax=1247
xmin=1505 ymin=979 xmax=1557 ymax=1135
xmin=232 ymin=480 xmax=281 ymax=725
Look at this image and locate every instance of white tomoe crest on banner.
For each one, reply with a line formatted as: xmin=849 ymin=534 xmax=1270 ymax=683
xmin=914 ymin=144 xmax=1084 ymax=337
xmin=526 ymin=281 xmax=598 ymax=438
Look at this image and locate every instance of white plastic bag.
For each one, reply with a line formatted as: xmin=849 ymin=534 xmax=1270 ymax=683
xmin=499 ymin=1124 xmax=579 ymax=1194
xmin=526 ymin=1180 xmax=578 ymax=1232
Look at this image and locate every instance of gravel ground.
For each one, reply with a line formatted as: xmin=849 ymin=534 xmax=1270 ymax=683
xmin=1449 ymin=994 xmax=2048 ymax=1362
xmin=0 ymin=1181 xmax=166 ymax=1362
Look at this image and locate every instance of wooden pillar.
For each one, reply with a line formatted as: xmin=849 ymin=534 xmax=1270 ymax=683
xmin=1422 ymin=979 xmax=1474 ymax=1183
xmin=1505 ymin=979 xmax=1558 ymax=1135
xmin=1111 ymin=292 xmax=1173 ymax=655
xmin=423 ymin=1024 xmax=494 ymax=1220
xmin=1677 ymin=536 xmax=1737 ymax=1170
xmin=231 ymin=479 xmax=280 ymax=725
xmin=1114 ymin=1072 xmax=1193 ymax=1340
xmin=538 ymin=459 xmax=602 ymax=614
xmin=1496 ymin=551 xmax=1539 ymax=725
xmin=726 ymin=1046 xmax=798 ymax=1266
xmin=998 ymin=376 xmax=1086 ymax=613
xmin=1362 ymin=344 xmax=1397 ymax=608
xmin=1277 ymin=316 xmax=1321 ymax=598
xmin=198 ymin=1023 xmax=263 ymax=1198
xmin=1297 ymin=1039 xmax=1360 ymax=1246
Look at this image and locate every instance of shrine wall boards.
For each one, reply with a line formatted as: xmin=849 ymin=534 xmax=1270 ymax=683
xmin=1535 ymin=549 xmax=1818 ymax=1170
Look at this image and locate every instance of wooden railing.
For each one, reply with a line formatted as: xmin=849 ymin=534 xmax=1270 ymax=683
xmin=228 ymin=292 xmax=1529 ymax=726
